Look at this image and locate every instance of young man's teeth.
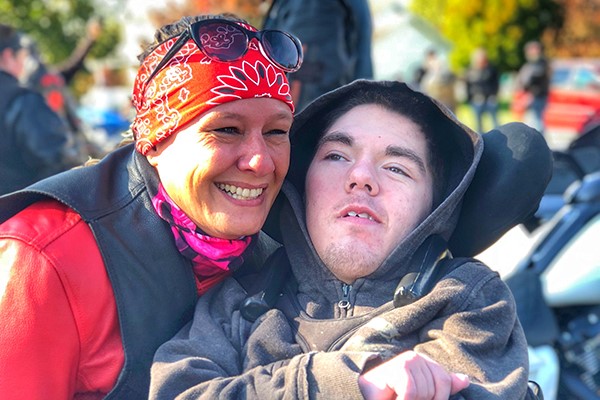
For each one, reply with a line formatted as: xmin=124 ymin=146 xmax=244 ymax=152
xmin=217 ymin=184 xmax=263 ymax=200
xmin=347 ymin=211 xmax=374 ymax=221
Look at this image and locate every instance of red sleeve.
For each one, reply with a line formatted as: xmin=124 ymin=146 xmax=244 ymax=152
xmin=0 ymin=201 xmax=123 ymax=399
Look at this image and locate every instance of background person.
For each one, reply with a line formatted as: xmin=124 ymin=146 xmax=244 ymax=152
xmin=149 ymin=81 xmax=538 ymax=399
xmin=20 ymin=18 xmax=105 ymax=158
xmin=465 ymin=47 xmax=500 ymax=133
xmin=262 ymin=0 xmax=373 ymax=112
xmin=0 ymin=23 xmax=81 ymax=196
xmin=516 ymin=40 xmax=551 ymax=135
xmin=420 ymin=49 xmax=457 ymax=113
xmin=0 ymin=14 xmax=301 ymax=399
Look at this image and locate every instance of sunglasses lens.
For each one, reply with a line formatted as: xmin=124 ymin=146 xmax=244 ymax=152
xmin=262 ymin=31 xmax=300 ymax=70
xmin=196 ymin=21 xmax=247 ymax=61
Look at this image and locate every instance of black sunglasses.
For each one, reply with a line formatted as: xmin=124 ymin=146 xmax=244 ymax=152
xmin=145 ymin=19 xmax=303 ymax=85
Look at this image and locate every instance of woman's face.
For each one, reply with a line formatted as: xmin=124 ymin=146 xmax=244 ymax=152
xmin=147 ymin=98 xmax=293 ymax=239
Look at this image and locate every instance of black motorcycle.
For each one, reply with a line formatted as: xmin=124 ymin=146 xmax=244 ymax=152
xmin=506 ymin=121 xmax=600 ymax=400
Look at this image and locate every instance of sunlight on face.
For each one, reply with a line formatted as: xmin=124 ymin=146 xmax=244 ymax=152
xmin=147 ymin=98 xmax=293 ymax=239
xmin=305 ymin=104 xmax=434 ymax=283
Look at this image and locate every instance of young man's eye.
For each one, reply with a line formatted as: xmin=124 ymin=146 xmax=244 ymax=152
xmin=324 ymin=153 xmax=345 ymax=161
xmin=387 ymin=165 xmax=409 ymax=176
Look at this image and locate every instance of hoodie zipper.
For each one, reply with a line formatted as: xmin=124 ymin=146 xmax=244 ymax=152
xmin=337 ymin=283 xmax=353 ymax=316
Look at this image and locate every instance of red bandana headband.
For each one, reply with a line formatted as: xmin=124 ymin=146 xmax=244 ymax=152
xmin=131 ymin=22 xmax=295 ymax=155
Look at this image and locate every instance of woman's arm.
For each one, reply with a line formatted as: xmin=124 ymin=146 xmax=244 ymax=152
xmin=150 ymin=278 xmax=379 ymax=400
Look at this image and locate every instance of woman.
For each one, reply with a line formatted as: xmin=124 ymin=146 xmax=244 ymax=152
xmin=0 ymin=14 xmax=302 ymax=399
xmin=150 ymin=81 xmax=539 ymax=399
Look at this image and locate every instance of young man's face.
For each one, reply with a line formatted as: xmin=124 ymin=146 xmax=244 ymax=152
xmin=305 ymin=104 xmax=434 ymax=283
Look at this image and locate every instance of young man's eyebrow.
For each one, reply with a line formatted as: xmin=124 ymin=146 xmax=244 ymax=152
xmin=386 ymin=145 xmax=427 ymax=174
xmin=316 ymin=131 xmax=353 ymax=148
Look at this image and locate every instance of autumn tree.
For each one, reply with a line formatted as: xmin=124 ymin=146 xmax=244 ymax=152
xmin=409 ymin=0 xmax=564 ymax=72
xmin=549 ymin=0 xmax=600 ymax=57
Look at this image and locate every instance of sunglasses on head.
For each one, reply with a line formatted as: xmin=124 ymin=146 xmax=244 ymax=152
xmin=145 ymin=18 xmax=303 ymax=85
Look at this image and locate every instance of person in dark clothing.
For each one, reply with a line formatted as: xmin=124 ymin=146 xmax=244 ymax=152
xmin=150 ymin=81 xmax=549 ymax=399
xmin=465 ymin=48 xmax=500 ymax=133
xmin=516 ymin=41 xmax=551 ymax=135
xmin=0 ymin=23 xmax=81 ymax=195
xmin=263 ymin=0 xmax=373 ymax=111
xmin=21 ymin=18 xmax=105 ymax=158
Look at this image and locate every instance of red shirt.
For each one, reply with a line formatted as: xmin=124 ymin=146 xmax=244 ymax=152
xmin=0 ymin=200 xmax=123 ymax=399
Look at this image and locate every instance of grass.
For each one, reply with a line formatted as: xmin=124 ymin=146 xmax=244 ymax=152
xmin=454 ymin=102 xmax=518 ymax=134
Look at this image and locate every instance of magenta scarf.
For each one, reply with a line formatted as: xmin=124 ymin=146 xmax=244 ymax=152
xmin=152 ymin=184 xmax=255 ymax=294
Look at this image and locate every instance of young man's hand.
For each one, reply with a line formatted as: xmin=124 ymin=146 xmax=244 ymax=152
xmin=358 ymin=350 xmax=470 ymax=400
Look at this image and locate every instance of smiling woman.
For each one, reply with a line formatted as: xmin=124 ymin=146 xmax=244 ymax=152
xmin=0 ymin=13 xmax=301 ymax=399
xmin=146 ymin=97 xmax=292 ymax=239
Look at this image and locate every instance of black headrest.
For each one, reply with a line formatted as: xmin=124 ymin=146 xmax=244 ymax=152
xmin=448 ymin=122 xmax=553 ymax=257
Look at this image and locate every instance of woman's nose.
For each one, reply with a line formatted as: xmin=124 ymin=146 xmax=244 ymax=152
xmin=345 ymin=162 xmax=379 ymax=195
xmin=238 ymin=133 xmax=276 ymax=175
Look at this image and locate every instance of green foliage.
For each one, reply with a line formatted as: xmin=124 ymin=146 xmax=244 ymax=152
xmin=410 ymin=0 xmax=564 ymax=72
xmin=0 ymin=0 xmax=121 ymax=65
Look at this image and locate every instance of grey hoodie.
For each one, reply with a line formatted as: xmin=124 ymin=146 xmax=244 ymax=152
xmin=150 ymin=81 xmax=531 ymax=399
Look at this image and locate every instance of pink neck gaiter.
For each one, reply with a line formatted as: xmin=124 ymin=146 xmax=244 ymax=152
xmin=152 ymin=184 xmax=255 ymax=294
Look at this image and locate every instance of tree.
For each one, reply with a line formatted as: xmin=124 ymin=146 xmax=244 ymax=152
xmin=410 ymin=0 xmax=564 ymax=72
xmin=0 ymin=0 xmax=122 ymax=93
xmin=549 ymin=0 xmax=600 ymax=57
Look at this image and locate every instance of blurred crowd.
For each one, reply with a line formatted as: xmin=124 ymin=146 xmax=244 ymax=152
xmin=411 ymin=42 xmax=551 ymax=135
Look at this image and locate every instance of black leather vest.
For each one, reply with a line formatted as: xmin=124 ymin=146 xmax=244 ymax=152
xmin=0 ymin=144 xmax=198 ymax=398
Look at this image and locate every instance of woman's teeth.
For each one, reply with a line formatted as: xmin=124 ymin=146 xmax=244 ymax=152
xmin=217 ymin=184 xmax=263 ymax=200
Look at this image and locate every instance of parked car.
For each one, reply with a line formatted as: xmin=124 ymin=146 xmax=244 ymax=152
xmin=513 ymin=59 xmax=600 ymax=135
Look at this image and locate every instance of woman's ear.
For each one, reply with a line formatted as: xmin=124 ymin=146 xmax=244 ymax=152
xmin=145 ymin=145 xmax=160 ymax=167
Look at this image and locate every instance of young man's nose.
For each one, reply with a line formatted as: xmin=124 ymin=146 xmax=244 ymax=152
xmin=345 ymin=162 xmax=379 ymax=195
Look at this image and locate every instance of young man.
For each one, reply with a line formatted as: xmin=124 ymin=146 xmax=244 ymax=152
xmin=150 ymin=81 xmax=543 ymax=399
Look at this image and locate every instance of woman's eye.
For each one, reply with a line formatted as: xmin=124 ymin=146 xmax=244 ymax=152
xmin=265 ymin=129 xmax=289 ymax=136
xmin=214 ymin=127 xmax=240 ymax=134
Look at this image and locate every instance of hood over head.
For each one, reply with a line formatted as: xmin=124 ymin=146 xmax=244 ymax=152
xmin=266 ymin=80 xmax=481 ymax=289
xmin=261 ymin=79 xmax=551 ymax=312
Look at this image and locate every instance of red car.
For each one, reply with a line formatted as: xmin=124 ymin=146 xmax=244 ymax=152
xmin=513 ymin=59 xmax=600 ymax=134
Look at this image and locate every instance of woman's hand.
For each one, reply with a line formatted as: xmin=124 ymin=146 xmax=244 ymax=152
xmin=358 ymin=350 xmax=470 ymax=400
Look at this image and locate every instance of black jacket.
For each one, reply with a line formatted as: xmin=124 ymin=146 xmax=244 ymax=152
xmin=0 ymin=145 xmax=277 ymax=398
xmin=263 ymin=0 xmax=373 ymax=111
xmin=466 ymin=64 xmax=500 ymax=102
xmin=0 ymin=70 xmax=79 ymax=195
xmin=518 ymin=58 xmax=551 ymax=98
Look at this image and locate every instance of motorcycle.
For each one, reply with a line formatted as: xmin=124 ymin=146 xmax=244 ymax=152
xmin=505 ymin=121 xmax=600 ymax=400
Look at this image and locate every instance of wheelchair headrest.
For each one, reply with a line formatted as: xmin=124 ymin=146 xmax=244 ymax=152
xmin=448 ymin=122 xmax=553 ymax=257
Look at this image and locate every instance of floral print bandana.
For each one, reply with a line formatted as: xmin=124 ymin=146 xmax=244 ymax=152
xmin=131 ymin=21 xmax=294 ymax=155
